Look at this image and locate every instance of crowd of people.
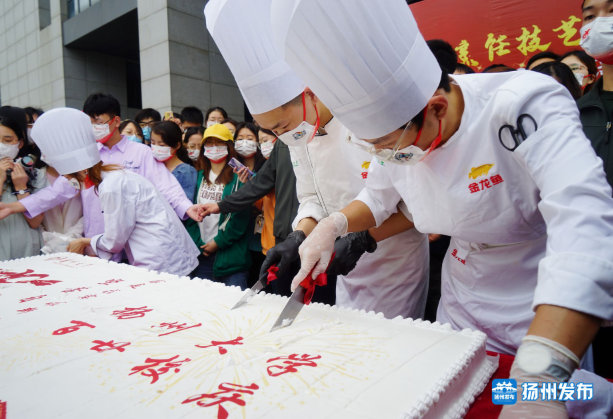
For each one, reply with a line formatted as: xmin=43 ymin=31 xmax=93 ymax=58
xmin=1 ymin=0 xmax=613 ymax=415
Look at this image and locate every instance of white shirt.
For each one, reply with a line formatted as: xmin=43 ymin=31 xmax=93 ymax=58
xmin=90 ymin=170 xmax=199 ymax=277
xmin=196 ymin=170 xmax=223 ymax=243
xmin=357 ymin=71 xmax=613 ymax=352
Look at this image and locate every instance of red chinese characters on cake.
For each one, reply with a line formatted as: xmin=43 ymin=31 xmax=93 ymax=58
xmin=52 ymin=320 xmax=96 ymax=335
xmin=62 ymin=287 xmax=89 ymax=293
xmin=266 ymin=354 xmax=322 ymax=377
xmin=195 ymin=337 xmax=243 ymax=354
xmin=19 ymin=295 xmax=46 ymax=303
xmin=111 ymin=306 xmax=152 ymax=319
xmin=0 ymin=269 xmax=59 ymax=286
xmin=98 ymin=279 xmax=124 ymax=286
xmin=182 ymin=383 xmax=260 ymax=419
xmin=17 ymin=307 xmax=37 ymax=314
xmin=152 ymin=322 xmax=202 ymax=337
xmin=130 ymin=283 xmax=145 ymax=289
xmin=91 ymin=340 xmax=131 ymax=353
xmin=129 ymin=355 xmax=191 ymax=384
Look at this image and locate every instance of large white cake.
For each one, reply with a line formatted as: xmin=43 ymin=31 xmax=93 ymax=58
xmin=0 ymin=254 xmax=497 ymax=418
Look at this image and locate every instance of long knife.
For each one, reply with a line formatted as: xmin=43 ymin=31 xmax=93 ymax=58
xmin=270 ymin=254 xmax=334 ymax=332
xmin=231 ymin=266 xmax=276 ymax=310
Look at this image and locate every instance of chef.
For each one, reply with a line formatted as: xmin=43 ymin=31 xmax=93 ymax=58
xmin=0 ymin=108 xmax=201 ymax=277
xmin=204 ymin=0 xmax=430 ymax=319
xmin=272 ymin=0 xmax=613 ymax=416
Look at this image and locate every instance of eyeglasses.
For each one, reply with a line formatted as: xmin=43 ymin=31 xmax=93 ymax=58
xmin=139 ymin=121 xmax=156 ymax=128
xmin=568 ymin=64 xmax=588 ymax=73
xmin=1 ymin=135 xmax=20 ymax=146
xmin=346 ymin=122 xmax=413 ymax=162
xmin=93 ymin=117 xmax=114 ymax=125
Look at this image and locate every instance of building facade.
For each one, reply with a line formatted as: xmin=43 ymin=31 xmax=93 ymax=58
xmin=0 ymin=0 xmax=244 ymax=121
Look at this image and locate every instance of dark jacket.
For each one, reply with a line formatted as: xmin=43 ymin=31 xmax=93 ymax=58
xmin=578 ymin=78 xmax=613 ymax=189
xmin=187 ymin=171 xmax=251 ymax=277
xmin=217 ymin=140 xmax=299 ymax=243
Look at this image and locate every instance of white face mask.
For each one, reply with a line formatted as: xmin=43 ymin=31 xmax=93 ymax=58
xmin=126 ymin=135 xmax=142 ymax=143
xmin=581 ymin=16 xmax=613 ymax=65
xmin=188 ymin=149 xmax=200 ymax=161
xmin=93 ymin=123 xmax=111 ymax=143
xmin=206 ymin=121 xmax=219 ymax=128
xmin=277 ymin=93 xmax=320 ymax=147
xmin=151 ymin=144 xmax=173 ymax=162
xmin=574 ymin=72 xmax=586 ymax=86
xmin=260 ymin=141 xmax=275 ymax=159
xmin=204 ymin=145 xmax=228 ymax=162
xmin=0 ymin=142 xmax=20 ymax=160
xmin=235 ymin=139 xmax=257 ymax=157
xmin=27 ymin=127 xmax=33 ymax=144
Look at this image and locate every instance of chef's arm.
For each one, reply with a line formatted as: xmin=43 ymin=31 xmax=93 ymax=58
xmin=295 ymin=217 xmax=318 ymax=236
xmin=528 ymin=305 xmax=599 ymax=359
xmin=368 ymin=210 xmax=414 ymax=242
xmin=339 ymin=200 xmax=377 ymax=233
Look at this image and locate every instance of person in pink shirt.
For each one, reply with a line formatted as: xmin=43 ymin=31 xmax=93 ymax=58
xmin=3 ymin=94 xmax=205 ymax=257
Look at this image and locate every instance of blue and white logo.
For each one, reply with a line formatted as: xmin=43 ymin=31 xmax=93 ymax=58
xmin=293 ymin=130 xmax=306 ymax=141
xmin=492 ymin=379 xmax=518 ymax=405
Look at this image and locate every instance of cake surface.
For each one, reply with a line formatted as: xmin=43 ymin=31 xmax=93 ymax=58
xmin=0 ymin=254 xmax=497 ymax=418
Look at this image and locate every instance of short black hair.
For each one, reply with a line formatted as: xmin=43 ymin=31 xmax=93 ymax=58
xmin=531 ymin=61 xmax=582 ymax=100
xmin=183 ymin=126 xmax=206 ymax=144
xmin=427 ymin=39 xmax=458 ymax=74
xmin=526 ymin=51 xmax=559 ymax=70
xmin=0 ymin=106 xmax=30 ymax=158
xmin=134 ymin=108 xmax=161 ymax=123
xmin=408 ymin=71 xmax=452 ymax=131
xmin=180 ymin=106 xmax=204 ymax=125
xmin=205 ymin=106 xmax=228 ymax=122
xmin=482 ymin=64 xmax=510 ymax=73
xmin=558 ymin=50 xmax=598 ymax=75
xmin=455 ymin=63 xmax=476 ymax=74
xmin=83 ymin=93 xmax=121 ymax=119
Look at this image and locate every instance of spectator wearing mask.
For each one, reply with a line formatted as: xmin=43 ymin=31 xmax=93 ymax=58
xmin=119 ymin=120 xmax=145 ymax=143
xmin=205 ymin=107 xmax=228 ymax=128
xmin=532 ymin=61 xmax=583 ymax=100
xmin=8 ymin=94 xmax=203 ymax=259
xmin=254 ymin=128 xmax=278 ymax=256
xmin=135 ymin=108 xmax=161 ymax=146
xmin=0 ymin=108 xmax=199 ymax=276
xmin=526 ymin=50 xmax=559 ymax=70
xmin=0 ymin=107 xmax=46 ymax=261
xmin=454 ymin=63 xmax=476 ymax=75
xmin=150 ymin=121 xmax=198 ymax=201
xmin=24 ymin=107 xmax=44 ymax=144
xmin=221 ymin=118 xmax=238 ymax=136
xmin=577 ymin=0 xmax=613 ymax=379
xmin=187 ymin=124 xmax=252 ymax=288
xmin=559 ymin=50 xmax=599 ymax=95
xmin=180 ymin=106 xmax=204 ymax=132
xmin=184 ymin=126 xmax=205 ymax=163
xmin=234 ymin=122 xmax=267 ymax=286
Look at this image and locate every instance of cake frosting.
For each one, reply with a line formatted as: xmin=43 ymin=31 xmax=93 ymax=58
xmin=0 ymin=254 xmax=497 ymax=418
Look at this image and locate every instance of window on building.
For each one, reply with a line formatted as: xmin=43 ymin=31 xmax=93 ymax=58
xmin=39 ymin=0 xmax=51 ymax=29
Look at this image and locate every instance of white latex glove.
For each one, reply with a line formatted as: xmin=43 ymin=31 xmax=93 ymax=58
xmin=291 ymin=212 xmax=348 ymax=292
xmin=499 ymin=335 xmax=581 ymax=419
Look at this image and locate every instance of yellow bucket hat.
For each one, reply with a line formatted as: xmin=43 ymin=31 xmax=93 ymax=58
xmin=202 ymin=123 xmax=234 ymax=144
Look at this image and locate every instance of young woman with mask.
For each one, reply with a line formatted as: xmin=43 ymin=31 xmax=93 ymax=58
xmin=0 ymin=108 xmax=46 ymax=261
xmin=150 ymin=121 xmax=198 ymax=201
xmin=186 ymin=124 xmax=252 ymax=289
xmin=559 ymin=50 xmax=599 ymax=95
xmin=204 ymin=107 xmax=228 ymax=128
xmin=234 ymin=122 xmax=266 ymax=285
xmin=184 ymin=126 xmax=205 ymax=163
xmin=119 ymin=120 xmax=145 ymax=143
xmin=0 ymin=108 xmax=201 ymax=275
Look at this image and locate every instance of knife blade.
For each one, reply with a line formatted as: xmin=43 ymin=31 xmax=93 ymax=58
xmin=231 ymin=267 xmax=274 ymax=310
xmin=270 ymin=286 xmax=307 ymax=332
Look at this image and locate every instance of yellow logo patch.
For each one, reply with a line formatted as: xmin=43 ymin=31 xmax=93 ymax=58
xmin=361 ymin=161 xmax=371 ymax=170
xmin=469 ymin=164 xmax=495 ymax=179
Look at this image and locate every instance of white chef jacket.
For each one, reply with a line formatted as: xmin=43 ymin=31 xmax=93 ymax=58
xmin=289 ymin=117 xmax=429 ymax=320
xmin=357 ymin=71 xmax=613 ymax=353
xmin=91 ymin=171 xmax=199 ymax=277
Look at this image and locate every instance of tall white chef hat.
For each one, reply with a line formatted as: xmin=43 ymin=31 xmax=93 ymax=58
xmin=205 ymin=0 xmax=306 ymax=115
xmin=31 ymin=108 xmax=101 ymax=175
xmin=271 ymin=0 xmax=442 ymax=140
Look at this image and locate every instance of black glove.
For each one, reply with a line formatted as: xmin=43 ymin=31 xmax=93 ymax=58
xmin=327 ymin=230 xmax=377 ymax=276
xmin=260 ymin=230 xmax=306 ymax=280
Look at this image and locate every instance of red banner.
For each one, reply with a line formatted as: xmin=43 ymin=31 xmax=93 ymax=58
xmin=410 ymin=0 xmax=584 ymax=71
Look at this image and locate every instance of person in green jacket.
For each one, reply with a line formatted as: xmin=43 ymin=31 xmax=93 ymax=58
xmin=186 ymin=124 xmax=251 ymax=289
